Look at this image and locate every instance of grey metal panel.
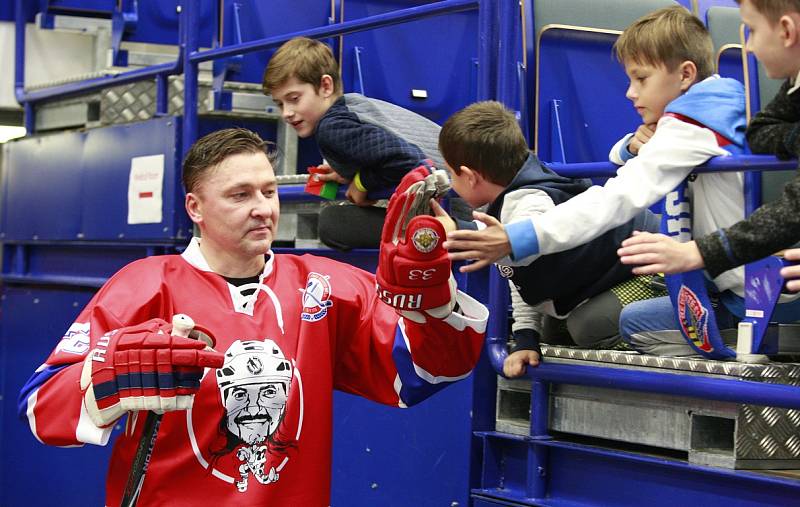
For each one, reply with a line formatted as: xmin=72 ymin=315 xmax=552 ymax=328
xmin=707 ymin=6 xmax=742 ymax=51
xmin=534 ymin=0 xmax=679 ymax=35
xmin=495 ymin=346 xmax=800 ymax=468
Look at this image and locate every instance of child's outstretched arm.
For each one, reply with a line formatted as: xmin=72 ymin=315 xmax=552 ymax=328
xmin=444 ymin=211 xmax=511 ymax=273
xmin=450 ymin=118 xmax=728 ymax=273
xmin=617 ymin=231 xmax=705 ymax=274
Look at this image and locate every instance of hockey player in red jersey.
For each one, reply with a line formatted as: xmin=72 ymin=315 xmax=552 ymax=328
xmin=18 ymin=128 xmax=488 ymax=506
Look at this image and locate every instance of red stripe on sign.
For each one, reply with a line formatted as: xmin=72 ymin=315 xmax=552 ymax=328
xmin=139 ymin=192 xmax=153 ymax=198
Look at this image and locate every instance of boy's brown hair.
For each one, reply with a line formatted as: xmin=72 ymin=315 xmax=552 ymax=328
xmin=183 ymin=128 xmax=277 ymax=193
xmin=735 ymin=0 xmax=800 ymax=22
xmin=262 ymin=37 xmax=343 ymax=96
xmin=439 ymin=101 xmax=530 ymax=187
xmin=614 ymin=6 xmax=715 ymax=80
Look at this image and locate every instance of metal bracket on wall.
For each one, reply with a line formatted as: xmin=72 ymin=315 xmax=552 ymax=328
xmin=276 ymin=119 xmax=298 ymax=176
xmin=550 ymin=99 xmax=566 ymax=164
xmin=353 ymin=46 xmax=366 ymax=95
xmin=111 ymin=0 xmax=139 ymax=67
xmin=213 ymin=1 xmax=245 ymax=111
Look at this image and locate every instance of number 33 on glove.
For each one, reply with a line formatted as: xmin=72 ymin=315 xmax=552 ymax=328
xmin=79 ymin=315 xmax=224 ymax=427
xmin=376 ymin=166 xmax=457 ymax=323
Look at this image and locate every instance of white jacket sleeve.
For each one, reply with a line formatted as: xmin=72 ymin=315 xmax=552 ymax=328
xmin=505 ymin=116 xmax=730 ymax=265
xmin=609 ymin=133 xmax=635 ymax=165
xmin=493 ymin=187 xmax=554 ymax=266
xmin=510 ymin=282 xmax=543 ymax=334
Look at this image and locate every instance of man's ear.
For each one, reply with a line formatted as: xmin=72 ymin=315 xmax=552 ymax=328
xmin=678 ymin=60 xmax=698 ymax=91
xmin=185 ymin=193 xmax=202 ymax=225
xmin=319 ymin=74 xmax=336 ymax=98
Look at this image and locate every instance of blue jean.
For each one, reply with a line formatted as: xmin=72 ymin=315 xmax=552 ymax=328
xmin=619 ymin=295 xmax=739 ymax=357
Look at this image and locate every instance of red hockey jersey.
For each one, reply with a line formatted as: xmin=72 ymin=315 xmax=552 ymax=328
xmin=19 ymin=238 xmax=488 ymax=506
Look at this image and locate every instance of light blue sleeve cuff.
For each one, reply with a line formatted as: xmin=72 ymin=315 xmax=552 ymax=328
xmin=506 ymin=219 xmax=540 ymax=261
xmin=618 ymin=134 xmax=636 ymax=163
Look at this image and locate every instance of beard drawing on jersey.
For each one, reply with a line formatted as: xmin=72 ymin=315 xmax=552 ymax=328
xmin=224 ymin=382 xmax=289 ymax=445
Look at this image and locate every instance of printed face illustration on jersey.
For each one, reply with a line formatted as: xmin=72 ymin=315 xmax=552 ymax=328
xmin=188 ymin=338 xmax=303 ymax=493
xmin=216 ymin=340 xmax=293 ymax=445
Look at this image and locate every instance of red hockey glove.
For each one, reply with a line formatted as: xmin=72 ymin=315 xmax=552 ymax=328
xmin=79 ymin=315 xmax=223 ymax=427
xmin=377 ymin=166 xmax=456 ymax=323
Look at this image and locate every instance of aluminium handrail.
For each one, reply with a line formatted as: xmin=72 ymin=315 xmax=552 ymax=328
xmin=547 ymin=154 xmax=797 ymax=178
xmin=14 ymin=0 xmax=184 ymax=105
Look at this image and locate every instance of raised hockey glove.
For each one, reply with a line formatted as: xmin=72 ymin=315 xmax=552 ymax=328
xmin=79 ymin=316 xmax=223 ymax=427
xmin=376 ymin=165 xmax=456 ymax=323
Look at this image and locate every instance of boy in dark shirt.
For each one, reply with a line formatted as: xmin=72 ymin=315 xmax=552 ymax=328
xmin=263 ymin=37 xmax=443 ymax=249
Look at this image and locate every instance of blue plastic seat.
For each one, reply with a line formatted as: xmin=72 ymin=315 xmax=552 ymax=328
xmin=532 ymin=0 xmax=679 ymax=163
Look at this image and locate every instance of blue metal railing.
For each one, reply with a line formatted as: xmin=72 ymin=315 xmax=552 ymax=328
xmin=548 ymin=154 xmax=798 ymax=178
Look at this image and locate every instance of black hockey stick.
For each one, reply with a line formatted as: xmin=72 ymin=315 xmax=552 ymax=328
xmin=120 ymin=411 xmax=163 ymax=507
xmin=120 ymin=314 xmax=195 ymax=507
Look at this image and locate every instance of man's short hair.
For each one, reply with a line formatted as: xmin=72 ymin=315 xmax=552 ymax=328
xmin=439 ymin=101 xmax=530 ymax=187
xmin=736 ymin=0 xmax=800 ymax=22
xmin=614 ymin=6 xmax=715 ymax=81
xmin=262 ymin=37 xmax=343 ymax=96
xmin=182 ymin=128 xmax=277 ymax=193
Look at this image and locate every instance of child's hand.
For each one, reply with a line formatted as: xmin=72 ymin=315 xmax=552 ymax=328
xmin=503 ymin=350 xmax=541 ymax=378
xmin=314 ymin=164 xmax=349 ymax=184
xmin=443 ymin=212 xmax=511 ymax=273
xmin=617 ymin=231 xmax=704 ymax=274
xmin=345 ymin=180 xmax=377 ymax=206
xmin=628 ymin=123 xmax=656 ymax=155
xmin=430 ymin=199 xmax=456 ymax=233
xmin=781 ymin=248 xmax=800 ymax=292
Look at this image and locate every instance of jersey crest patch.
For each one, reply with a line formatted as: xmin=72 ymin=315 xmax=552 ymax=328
xmin=300 ymin=272 xmax=333 ymax=322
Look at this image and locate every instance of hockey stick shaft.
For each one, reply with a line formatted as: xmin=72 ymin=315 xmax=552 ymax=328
xmin=120 ymin=314 xmax=195 ymax=507
xmin=120 ymin=412 xmax=162 ymax=507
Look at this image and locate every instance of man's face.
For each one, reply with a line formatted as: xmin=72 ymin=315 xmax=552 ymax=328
xmin=740 ymin=0 xmax=796 ymax=80
xmin=187 ymin=151 xmax=280 ymax=264
xmin=224 ymin=381 xmax=289 ymax=445
xmin=271 ymin=76 xmax=335 ymax=138
xmin=624 ymin=61 xmax=687 ymax=125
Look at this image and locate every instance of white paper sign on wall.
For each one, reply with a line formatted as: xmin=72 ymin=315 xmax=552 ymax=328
xmin=127 ymin=154 xmax=165 ymax=225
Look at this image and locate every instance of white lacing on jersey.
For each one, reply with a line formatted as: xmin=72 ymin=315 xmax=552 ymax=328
xmin=228 ymin=280 xmax=285 ymax=334
xmin=180 ymin=238 xmax=284 ymax=332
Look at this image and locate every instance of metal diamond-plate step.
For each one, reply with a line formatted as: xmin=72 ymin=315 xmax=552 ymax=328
xmin=496 ymin=346 xmax=800 ymax=469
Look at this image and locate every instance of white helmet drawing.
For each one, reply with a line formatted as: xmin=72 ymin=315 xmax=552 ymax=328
xmin=216 ymin=339 xmax=293 ymax=445
xmin=216 ymin=339 xmax=293 ymax=405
